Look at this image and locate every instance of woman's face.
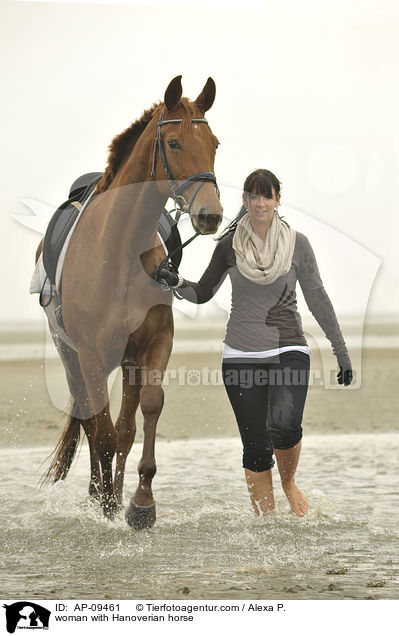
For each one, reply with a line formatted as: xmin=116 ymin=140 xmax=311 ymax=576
xmin=243 ymin=188 xmax=280 ymax=225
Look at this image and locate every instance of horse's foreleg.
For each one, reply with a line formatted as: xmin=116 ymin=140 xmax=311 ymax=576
xmin=78 ymin=353 xmax=118 ymax=518
xmin=114 ymin=363 xmax=141 ymax=505
xmin=126 ymin=339 xmax=172 ymax=530
xmin=125 ymin=383 xmax=163 ymax=529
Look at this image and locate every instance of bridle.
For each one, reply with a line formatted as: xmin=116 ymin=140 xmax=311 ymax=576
xmin=150 ymin=109 xmax=220 ymax=221
xmin=150 ymin=109 xmax=221 ymax=291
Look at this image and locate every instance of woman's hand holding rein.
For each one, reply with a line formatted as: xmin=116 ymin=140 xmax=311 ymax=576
xmin=152 ymin=266 xmax=181 ymax=289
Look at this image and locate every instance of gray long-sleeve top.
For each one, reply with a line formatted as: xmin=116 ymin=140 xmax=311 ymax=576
xmin=178 ymin=230 xmax=349 ymax=360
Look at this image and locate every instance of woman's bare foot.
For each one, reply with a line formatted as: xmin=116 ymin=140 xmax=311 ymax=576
xmin=281 ymin=480 xmax=309 ymax=517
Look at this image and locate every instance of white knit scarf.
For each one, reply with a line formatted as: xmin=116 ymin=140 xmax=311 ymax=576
xmin=232 ymin=211 xmax=296 ymax=285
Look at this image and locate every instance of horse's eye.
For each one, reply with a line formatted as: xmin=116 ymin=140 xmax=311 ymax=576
xmin=167 ymin=139 xmax=180 ymax=150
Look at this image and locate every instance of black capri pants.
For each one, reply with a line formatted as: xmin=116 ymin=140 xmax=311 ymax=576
xmin=222 ymin=351 xmax=310 ymax=472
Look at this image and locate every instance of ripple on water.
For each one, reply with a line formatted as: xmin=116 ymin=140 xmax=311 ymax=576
xmin=1 ymin=435 xmax=398 ymax=599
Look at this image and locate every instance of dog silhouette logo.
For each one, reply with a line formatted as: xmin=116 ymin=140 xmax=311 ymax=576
xmin=3 ymin=602 xmax=50 ymax=633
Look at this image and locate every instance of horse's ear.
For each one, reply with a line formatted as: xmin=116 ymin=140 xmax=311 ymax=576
xmin=164 ymin=75 xmax=183 ymax=112
xmin=195 ymin=77 xmax=216 ymax=113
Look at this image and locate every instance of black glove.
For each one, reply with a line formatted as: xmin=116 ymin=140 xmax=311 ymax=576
xmin=152 ymin=267 xmax=179 ymax=288
xmin=337 ymin=355 xmax=353 ymax=386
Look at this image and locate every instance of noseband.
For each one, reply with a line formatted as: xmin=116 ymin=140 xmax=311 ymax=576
xmin=150 ymin=110 xmax=220 ymax=219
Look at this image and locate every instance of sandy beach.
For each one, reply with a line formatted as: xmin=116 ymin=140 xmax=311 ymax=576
xmin=0 ymin=319 xmax=398 ymax=448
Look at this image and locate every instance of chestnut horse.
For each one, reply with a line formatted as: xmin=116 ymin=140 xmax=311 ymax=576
xmin=38 ymin=76 xmax=222 ymax=529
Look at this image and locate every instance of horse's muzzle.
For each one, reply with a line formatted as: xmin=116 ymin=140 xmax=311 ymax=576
xmin=193 ymin=208 xmax=223 ymax=235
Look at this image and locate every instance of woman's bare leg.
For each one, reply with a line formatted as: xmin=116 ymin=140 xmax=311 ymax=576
xmin=274 ymin=440 xmax=308 ymax=517
xmin=244 ymin=468 xmax=275 ymax=515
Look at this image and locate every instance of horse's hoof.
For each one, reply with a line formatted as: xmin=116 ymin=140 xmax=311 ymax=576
xmin=125 ymin=500 xmax=156 ymax=530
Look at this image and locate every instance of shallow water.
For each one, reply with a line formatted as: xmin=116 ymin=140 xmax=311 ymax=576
xmin=1 ymin=434 xmax=398 ymax=600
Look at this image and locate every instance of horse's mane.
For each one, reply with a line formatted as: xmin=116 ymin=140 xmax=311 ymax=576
xmin=95 ymin=102 xmax=159 ymax=193
xmin=96 ymin=98 xmax=201 ymax=193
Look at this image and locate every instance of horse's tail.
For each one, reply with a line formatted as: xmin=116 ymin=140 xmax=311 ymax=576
xmin=40 ymin=406 xmax=81 ymax=486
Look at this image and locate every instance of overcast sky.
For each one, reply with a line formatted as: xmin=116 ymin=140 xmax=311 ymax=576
xmin=2 ymin=0 xmax=398 ymax=323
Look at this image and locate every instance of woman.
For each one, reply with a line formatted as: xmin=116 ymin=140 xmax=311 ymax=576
xmin=156 ymin=169 xmax=352 ymax=517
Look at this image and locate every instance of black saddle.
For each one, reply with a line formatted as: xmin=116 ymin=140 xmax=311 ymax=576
xmin=42 ymin=172 xmax=182 ymax=288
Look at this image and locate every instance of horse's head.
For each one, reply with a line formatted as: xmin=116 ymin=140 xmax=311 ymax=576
xmin=96 ymin=76 xmax=223 ymax=235
xmin=151 ymin=76 xmax=223 ymax=235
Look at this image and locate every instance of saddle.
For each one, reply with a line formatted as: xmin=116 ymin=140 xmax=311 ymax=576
xmin=42 ymin=172 xmax=183 ymax=290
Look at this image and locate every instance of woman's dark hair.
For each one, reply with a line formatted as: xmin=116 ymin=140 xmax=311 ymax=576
xmin=216 ymin=169 xmax=283 ymax=241
xmin=243 ymin=169 xmax=281 ymax=199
